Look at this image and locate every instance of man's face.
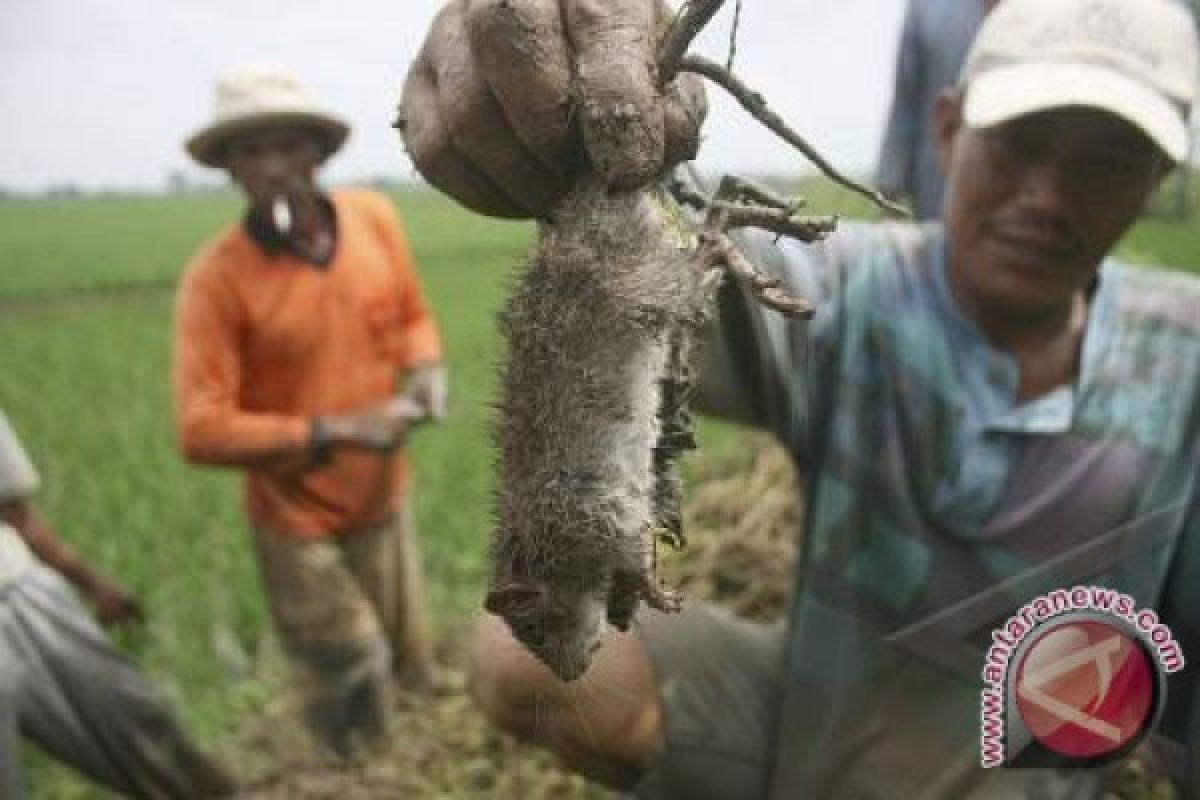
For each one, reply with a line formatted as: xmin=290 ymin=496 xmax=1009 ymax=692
xmin=936 ymin=96 xmax=1167 ymax=318
xmin=224 ymin=126 xmax=324 ymax=209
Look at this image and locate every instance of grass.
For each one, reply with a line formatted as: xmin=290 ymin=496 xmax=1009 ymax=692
xmin=0 ymin=187 xmax=535 ymax=796
xmin=0 ymin=172 xmax=1196 ymax=796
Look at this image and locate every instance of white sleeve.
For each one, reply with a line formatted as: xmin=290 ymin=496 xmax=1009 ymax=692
xmin=0 ymin=412 xmax=40 ymax=502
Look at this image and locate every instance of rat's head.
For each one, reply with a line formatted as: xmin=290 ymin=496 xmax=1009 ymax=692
xmin=485 ymin=579 xmax=608 ymax=682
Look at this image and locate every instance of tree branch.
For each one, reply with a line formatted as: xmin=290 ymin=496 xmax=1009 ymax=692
xmin=717 ymin=175 xmax=806 ymax=212
xmin=659 ymin=0 xmax=728 ymax=82
xmin=712 ymin=202 xmax=837 ymax=243
xmin=679 ymin=54 xmax=910 ymax=217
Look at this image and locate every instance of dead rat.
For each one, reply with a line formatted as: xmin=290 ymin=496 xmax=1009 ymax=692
xmin=484 ymin=177 xmax=716 ymax=679
xmin=398 ymin=0 xmax=898 ymax=681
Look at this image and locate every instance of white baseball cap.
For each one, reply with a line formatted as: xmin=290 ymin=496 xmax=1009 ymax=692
xmin=961 ymin=0 xmax=1199 ymax=161
xmin=186 ymin=65 xmax=350 ymax=168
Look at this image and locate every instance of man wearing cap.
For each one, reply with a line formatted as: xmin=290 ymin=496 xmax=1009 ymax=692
xmin=396 ymin=0 xmax=1200 ymax=796
xmin=0 ymin=411 xmax=236 ymax=798
xmin=173 ymin=66 xmax=446 ymax=755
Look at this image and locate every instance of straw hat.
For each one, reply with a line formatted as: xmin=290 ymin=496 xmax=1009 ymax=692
xmin=186 ymin=66 xmax=350 ymax=168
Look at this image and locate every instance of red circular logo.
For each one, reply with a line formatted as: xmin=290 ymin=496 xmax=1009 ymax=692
xmin=1014 ymin=619 xmax=1155 ymax=759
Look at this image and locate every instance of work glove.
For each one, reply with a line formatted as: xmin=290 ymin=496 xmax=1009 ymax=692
xmin=401 ymin=363 xmax=449 ymax=422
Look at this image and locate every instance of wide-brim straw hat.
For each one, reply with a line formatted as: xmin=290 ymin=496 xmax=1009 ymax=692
xmin=186 ymin=66 xmax=350 ymax=168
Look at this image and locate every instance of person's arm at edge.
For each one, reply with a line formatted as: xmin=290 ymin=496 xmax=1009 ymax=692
xmin=875 ymin=0 xmax=924 ymax=204
xmin=0 ymin=498 xmax=143 ymax=626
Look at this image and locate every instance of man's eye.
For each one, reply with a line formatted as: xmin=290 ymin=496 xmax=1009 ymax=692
xmin=1094 ymin=153 xmax=1151 ymax=173
xmin=281 ymin=138 xmax=311 ymax=155
xmin=984 ymin=129 xmax=1036 ymax=161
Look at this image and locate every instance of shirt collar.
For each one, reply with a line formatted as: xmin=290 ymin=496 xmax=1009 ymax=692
xmin=928 ymin=232 xmax=1115 ymax=436
xmin=243 ymin=191 xmax=337 ymax=266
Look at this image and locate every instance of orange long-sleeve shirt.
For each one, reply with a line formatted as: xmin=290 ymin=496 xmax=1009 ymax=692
xmin=172 ymin=189 xmax=441 ymax=537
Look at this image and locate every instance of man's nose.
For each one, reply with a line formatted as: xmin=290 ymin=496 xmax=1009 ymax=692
xmin=1017 ymin=157 xmax=1073 ymax=209
xmin=257 ymin=150 xmax=290 ymax=181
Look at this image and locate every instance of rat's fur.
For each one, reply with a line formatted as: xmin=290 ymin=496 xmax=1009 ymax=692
xmin=486 ymin=178 xmax=714 ymax=680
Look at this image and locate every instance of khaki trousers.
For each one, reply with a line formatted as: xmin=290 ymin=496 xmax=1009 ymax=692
xmin=252 ymin=505 xmax=431 ymax=754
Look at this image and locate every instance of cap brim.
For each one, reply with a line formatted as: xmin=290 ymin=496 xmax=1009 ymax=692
xmin=185 ymin=110 xmax=350 ymax=168
xmin=964 ymin=62 xmax=1189 ymax=162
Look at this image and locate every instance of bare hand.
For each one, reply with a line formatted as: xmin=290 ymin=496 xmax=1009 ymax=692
xmin=87 ymin=576 xmax=145 ymax=628
xmin=399 ymin=0 xmax=708 ymax=219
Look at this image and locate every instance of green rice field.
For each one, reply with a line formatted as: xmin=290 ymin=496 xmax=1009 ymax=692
xmin=1 ymin=174 xmax=1197 ymax=796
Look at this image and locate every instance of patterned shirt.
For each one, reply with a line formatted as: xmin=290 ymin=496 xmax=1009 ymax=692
xmin=702 ymin=222 xmax=1200 ymax=797
xmin=0 ymin=412 xmax=38 ymax=589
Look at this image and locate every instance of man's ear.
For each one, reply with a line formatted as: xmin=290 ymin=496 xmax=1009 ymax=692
xmin=933 ymin=90 xmax=965 ymax=175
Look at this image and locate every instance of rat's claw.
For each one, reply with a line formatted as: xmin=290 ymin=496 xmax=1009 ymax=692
xmin=657 ymin=526 xmax=687 ymax=551
xmin=642 ymin=579 xmax=684 ymax=613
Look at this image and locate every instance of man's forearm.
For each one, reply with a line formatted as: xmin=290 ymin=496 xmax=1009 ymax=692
xmin=179 ymin=393 xmax=434 ymax=470
xmin=0 ymin=501 xmax=104 ymax=593
xmin=177 ymin=408 xmax=313 ymax=468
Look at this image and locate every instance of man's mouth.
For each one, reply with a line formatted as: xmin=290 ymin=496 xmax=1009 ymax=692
xmin=988 ymin=222 xmax=1081 ymax=263
xmin=271 ymin=195 xmax=292 ymax=235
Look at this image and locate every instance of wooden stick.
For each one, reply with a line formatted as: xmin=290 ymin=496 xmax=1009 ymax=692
xmin=659 ymin=0 xmax=728 ymax=82
xmin=679 ymin=54 xmax=910 ymax=216
xmin=712 ymin=202 xmax=836 ymax=243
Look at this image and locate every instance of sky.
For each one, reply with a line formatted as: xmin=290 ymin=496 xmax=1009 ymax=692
xmin=0 ymin=0 xmax=910 ymax=193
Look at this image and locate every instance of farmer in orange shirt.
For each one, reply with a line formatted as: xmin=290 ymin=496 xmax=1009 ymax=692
xmin=172 ymin=66 xmax=445 ymax=755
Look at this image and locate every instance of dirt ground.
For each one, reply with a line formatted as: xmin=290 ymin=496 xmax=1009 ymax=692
xmin=229 ymin=437 xmax=794 ymax=799
xmin=232 ymin=437 xmax=1176 ymax=800
xmin=234 ymin=651 xmax=609 ymax=799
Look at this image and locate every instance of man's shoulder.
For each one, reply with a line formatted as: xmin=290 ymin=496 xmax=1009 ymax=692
xmin=757 ymin=220 xmax=938 ymax=329
xmin=860 ymin=220 xmax=937 ymax=255
xmin=331 ymin=187 xmax=398 ymax=223
xmin=814 ymin=218 xmax=934 ymax=255
xmin=1106 ymin=262 xmax=1200 ymax=335
xmin=783 ymin=219 xmax=937 ymax=279
xmin=181 ymin=223 xmax=255 ymax=287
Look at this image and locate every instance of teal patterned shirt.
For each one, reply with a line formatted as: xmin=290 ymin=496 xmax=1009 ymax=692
xmin=702 ymin=222 xmax=1200 ymax=797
